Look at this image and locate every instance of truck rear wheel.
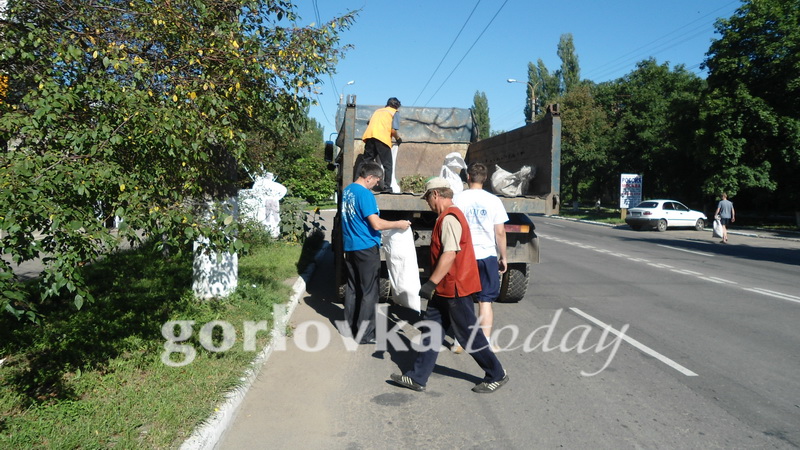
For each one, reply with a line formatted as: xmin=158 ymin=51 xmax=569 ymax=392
xmin=498 ymin=263 xmax=530 ymax=303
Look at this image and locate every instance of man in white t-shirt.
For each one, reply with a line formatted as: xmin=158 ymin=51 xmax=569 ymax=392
xmin=454 ymin=163 xmax=508 ymax=346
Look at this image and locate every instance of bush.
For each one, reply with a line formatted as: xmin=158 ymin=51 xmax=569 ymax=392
xmin=400 ymin=174 xmax=427 ymax=194
xmin=280 ymin=157 xmax=336 ymax=204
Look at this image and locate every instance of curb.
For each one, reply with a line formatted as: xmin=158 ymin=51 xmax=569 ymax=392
xmin=180 ymin=241 xmax=330 ymax=450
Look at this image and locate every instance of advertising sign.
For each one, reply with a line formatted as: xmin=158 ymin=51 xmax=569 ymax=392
xmin=620 ymin=174 xmax=643 ymax=208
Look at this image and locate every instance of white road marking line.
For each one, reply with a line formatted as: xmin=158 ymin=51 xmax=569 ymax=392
xmin=671 ymin=269 xmax=703 ymax=276
xmin=570 ymin=308 xmax=698 ymax=377
xmin=657 ymin=244 xmax=713 ymax=257
xmin=610 ymin=253 xmax=629 ymax=258
xmin=708 ymin=277 xmax=737 ymax=284
xmin=628 ymin=257 xmax=649 ymax=262
xmin=709 ymin=277 xmax=739 ymax=284
xmin=648 ymin=263 xmax=674 ymax=269
xmin=594 ymin=249 xmax=611 ymax=253
xmin=742 ymin=288 xmax=800 ymax=305
xmin=698 ymin=277 xmax=725 ymax=284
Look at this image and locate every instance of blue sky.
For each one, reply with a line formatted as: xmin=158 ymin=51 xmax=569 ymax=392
xmin=295 ymin=0 xmax=741 ymax=139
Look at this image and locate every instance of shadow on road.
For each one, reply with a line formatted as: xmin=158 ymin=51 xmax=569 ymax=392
xmin=302 ymin=244 xmax=484 ymax=385
xmin=614 ymin=228 xmax=800 ymax=267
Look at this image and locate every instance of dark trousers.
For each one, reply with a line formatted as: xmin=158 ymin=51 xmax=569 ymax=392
xmin=363 ymin=138 xmax=393 ymax=191
xmin=405 ymin=294 xmax=505 ymax=386
xmin=344 ymin=245 xmax=380 ymax=341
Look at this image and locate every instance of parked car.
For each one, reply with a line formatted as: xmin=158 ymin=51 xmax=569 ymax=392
xmin=626 ymin=199 xmax=707 ymax=232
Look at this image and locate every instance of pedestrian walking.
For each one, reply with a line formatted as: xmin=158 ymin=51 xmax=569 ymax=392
xmin=715 ymin=193 xmax=736 ymax=244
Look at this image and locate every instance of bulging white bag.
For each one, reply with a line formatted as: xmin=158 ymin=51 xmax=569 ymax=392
xmin=440 ymin=152 xmax=467 ymax=195
xmin=491 ymin=164 xmax=535 ymax=197
xmin=381 ymin=227 xmax=421 ymax=312
xmin=712 ymin=216 xmax=723 ymax=238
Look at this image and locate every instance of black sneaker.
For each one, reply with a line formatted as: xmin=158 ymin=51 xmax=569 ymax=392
xmin=390 ymin=373 xmax=425 ymax=392
xmin=472 ymin=370 xmax=509 ymax=393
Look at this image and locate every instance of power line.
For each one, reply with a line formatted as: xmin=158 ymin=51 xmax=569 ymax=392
xmin=423 ymin=0 xmax=510 ymax=106
xmin=584 ymin=1 xmax=737 ymax=81
xmin=411 ymin=1 xmax=482 ymax=106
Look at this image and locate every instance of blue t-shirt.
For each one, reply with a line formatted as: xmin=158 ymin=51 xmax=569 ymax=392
xmin=341 ymin=183 xmax=381 ymax=251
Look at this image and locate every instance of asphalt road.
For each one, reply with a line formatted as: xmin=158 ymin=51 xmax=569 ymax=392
xmin=220 ymin=217 xmax=799 ymax=449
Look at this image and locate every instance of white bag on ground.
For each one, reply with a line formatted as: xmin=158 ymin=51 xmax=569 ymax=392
xmin=491 ymin=164 xmax=535 ymax=197
xmin=381 ymin=227 xmax=421 ymax=312
xmin=712 ymin=216 xmax=723 ymax=238
xmin=390 ymin=144 xmax=401 ymax=193
xmin=440 ymin=152 xmax=467 ymax=194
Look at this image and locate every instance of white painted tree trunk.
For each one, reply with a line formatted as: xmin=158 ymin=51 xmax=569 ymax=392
xmin=192 ymin=198 xmax=239 ymax=299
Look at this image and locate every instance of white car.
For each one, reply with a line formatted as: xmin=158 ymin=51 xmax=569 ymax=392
xmin=625 ymin=199 xmax=707 ymax=232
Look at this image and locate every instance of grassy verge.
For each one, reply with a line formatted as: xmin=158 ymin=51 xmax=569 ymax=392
xmin=558 ymin=208 xmax=626 ymax=225
xmin=0 ymin=232 xmax=316 ymax=448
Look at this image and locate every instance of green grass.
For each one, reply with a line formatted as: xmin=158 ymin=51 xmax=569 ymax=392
xmin=558 ymin=208 xmax=626 ymax=225
xmin=0 ymin=235 xmax=310 ymax=448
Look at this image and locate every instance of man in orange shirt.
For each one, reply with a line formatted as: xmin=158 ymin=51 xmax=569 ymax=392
xmin=361 ymin=97 xmax=402 ymax=192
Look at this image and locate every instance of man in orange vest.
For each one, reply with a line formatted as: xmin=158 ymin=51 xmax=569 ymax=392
xmin=361 ymin=97 xmax=402 ymax=192
xmin=390 ymin=177 xmax=508 ymax=393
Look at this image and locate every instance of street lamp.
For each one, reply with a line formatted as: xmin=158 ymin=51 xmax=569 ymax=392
xmin=339 ymin=80 xmax=355 ymax=104
xmin=507 ymin=78 xmax=539 ymax=123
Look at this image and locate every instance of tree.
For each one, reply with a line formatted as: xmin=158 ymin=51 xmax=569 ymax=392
xmin=526 ymin=60 xmax=559 ymax=122
xmin=698 ymin=0 xmax=800 ymax=209
xmin=557 ymin=33 xmax=581 ymax=93
xmin=597 ymin=59 xmax=706 ymax=202
xmin=271 ymin=115 xmax=336 ymax=205
xmin=524 ymin=33 xmax=581 ymax=123
xmin=472 ymin=90 xmax=490 ymax=140
xmin=0 ymin=0 xmax=355 ymax=319
xmin=558 ymin=84 xmax=609 ymax=203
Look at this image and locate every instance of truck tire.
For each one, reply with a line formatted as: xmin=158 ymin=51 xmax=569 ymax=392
xmin=498 ymin=263 xmax=530 ymax=303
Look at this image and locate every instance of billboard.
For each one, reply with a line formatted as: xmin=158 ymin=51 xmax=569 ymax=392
xmin=620 ymin=173 xmax=643 ymax=208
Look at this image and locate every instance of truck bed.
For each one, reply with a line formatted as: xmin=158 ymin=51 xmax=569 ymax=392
xmin=374 ymin=192 xmax=553 ymax=214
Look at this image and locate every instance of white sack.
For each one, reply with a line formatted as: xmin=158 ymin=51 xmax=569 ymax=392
xmin=381 ymin=227 xmax=421 ymax=312
xmin=712 ymin=217 xmax=724 ymax=238
xmin=440 ymin=152 xmax=467 ymax=195
xmin=491 ymin=164 xmax=535 ymax=197
xmin=390 ymin=145 xmax=401 ymax=193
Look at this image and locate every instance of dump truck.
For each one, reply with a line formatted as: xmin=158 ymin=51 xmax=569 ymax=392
xmin=325 ymin=96 xmax=561 ymax=302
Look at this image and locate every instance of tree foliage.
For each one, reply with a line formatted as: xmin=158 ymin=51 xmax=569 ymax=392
xmin=0 ymin=0 xmax=354 ymax=319
xmin=601 ymin=59 xmax=706 ymax=201
xmin=698 ymin=0 xmax=800 ymax=202
xmin=557 ymin=33 xmax=581 ymax=93
xmin=472 ymin=90 xmax=490 ymax=140
xmin=270 ymin=115 xmax=336 ymax=204
xmin=558 ymin=84 xmax=609 ymax=202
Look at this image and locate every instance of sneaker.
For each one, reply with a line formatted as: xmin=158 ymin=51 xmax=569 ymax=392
xmin=472 ymin=370 xmax=509 ymax=393
xmin=390 ymin=373 xmax=425 ymax=392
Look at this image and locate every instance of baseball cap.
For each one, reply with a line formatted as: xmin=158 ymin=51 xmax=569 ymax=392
xmin=422 ymin=176 xmax=450 ymax=199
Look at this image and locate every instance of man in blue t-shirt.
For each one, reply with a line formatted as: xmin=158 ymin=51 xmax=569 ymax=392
xmin=341 ymin=162 xmax=410 ymax=344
